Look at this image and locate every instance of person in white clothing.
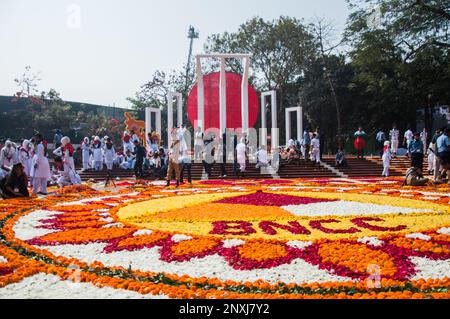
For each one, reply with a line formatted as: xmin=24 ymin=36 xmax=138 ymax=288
xmin=177 ymin=125 xmax=188 ymax=154
xmin=120 ymin=151 xmax=135 ymax=170
xmin=287 ymin=139 xmax=295 ymax=149
xmin=18 ymin=140 xmax=33 ymax=177
xmin=122 ymin=131 xmax=133 ymax=154
xmin=61 ymin=136 xmax=75 ymax=172
xmin=81 ymin=137 xmax=90 ymax=171
xmin=255 ymin=145 xmax=269 ymax=169
xmin=404 ymin=128 xmax=414 ymax=150
xmin=194 ymin=127 xmax=204 ymax=161
xmin=0 ymin=140 xmax=18 ymax=170
xmin=52 ymin=157 xmax=81 ymax=188
xmin=428 ymin=147 xmax=435 ymax=175
xmin=389 ymin=125 xmax=400 ymax=157
xmin=310 ymin=134 xmax=321 ymax=165
xmin=420 ymin=128 xmax=428 ymax=155
xmin=130 ymin=130 xmax=140 ymax=151
xmin=236 ymin=138 xmax=247 ymax=177
xmin=92 ymin=136 xmax=103 ymax=171
xmin=103 ymin=137 xmax=116 ymax=171
xmin=382 ymin=141 xmax=392 ymax=177
xmin=53 ymin=136 xmax=75 ymax=175
xmin=30 ymin=134 xmax=51 ymax=195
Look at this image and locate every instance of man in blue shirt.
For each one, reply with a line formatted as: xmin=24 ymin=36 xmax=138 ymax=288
xmin=302 ymin=130 xmax=311 ymax=160
xmin=437 ymin=128 xmax=450 ymax=164
xmin=408 ymin=132 xmax=424 ymax=171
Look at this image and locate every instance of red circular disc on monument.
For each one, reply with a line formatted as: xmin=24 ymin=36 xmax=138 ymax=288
xmin=187 ymin=72 xmax=259 ymax=131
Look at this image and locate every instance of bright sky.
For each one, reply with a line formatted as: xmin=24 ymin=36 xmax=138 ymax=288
xmin=0 ymin=0 xmax=350 ymax=108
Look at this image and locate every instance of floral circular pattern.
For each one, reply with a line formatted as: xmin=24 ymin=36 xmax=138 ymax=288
xmin=1 ymin=178 xmax=450 ymax=299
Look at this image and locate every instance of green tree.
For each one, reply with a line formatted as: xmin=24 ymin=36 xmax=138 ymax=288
xmin=347 ymin=0 xmax=450 ymax=134
xmin=347 ymin=0 xmax=450 ymax=60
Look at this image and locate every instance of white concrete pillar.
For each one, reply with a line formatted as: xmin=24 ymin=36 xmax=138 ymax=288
xmin=241 ymin=57 xmax=249 ymax=134
xmin=285 ymin=107 xmax=303 ymax=146
xmin=145 ymin=107 xmax=162 ymax=145
xmin=145 ymin=107 xmax=151 ymax=146
xmin=260 ymin=95 xmax=267 ymax=147
xmin=196 ymin=56 xmax=204 ymax=131
xmin=220 ymin=57 xmax=227 ymax=135
xmin=156 ymin=110 xmax=161 ymax=139
xmin=285 ymin=109 xmax=291 ymax=145
xmin=297 ymin=107 xmax=303 ymax=142
xmin=261 ymin=91 xmax=278 ymax=150
xmin=167 ymin=92 xmax=182 ymax=146
xmin=167 ymin=95 xmax=174 ymax=147
xmin=271 ymin=93 xmax=278 ymax=151
xmin=177 ymin=93 xmax=183 ymax=127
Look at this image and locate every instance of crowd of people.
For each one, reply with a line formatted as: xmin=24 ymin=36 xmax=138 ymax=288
xmin=1 ymin=123 xmax=449 ymax=197
xmin=375 ymin=125 xmax=450 ymax=183
xmin=279 ymin=128 xmax=323 ymax=166
xmin=0 ymin=132 xmax=82 ymax=198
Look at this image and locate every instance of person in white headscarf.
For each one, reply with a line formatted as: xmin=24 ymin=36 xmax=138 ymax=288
xmin=103 ymin=137 xmax=116 ymax=171
xmin=81 ymin=137 xmax=91 ymax=171
xmin=0 ymin=140 xmax=19 ymax=170
xmin=236 ymin=138 xmax=247 ymax=177
xmin=382 ymin=141 xmax=392 ymax=177
xmin=122 ymin=131 xmax=133 ymax=154
xmin=92 ymin=136 xmax=103 ymax=171
xmin=52 ymin=157 xmax=81 ymax=188
xmin=30 ymin=133 xmax=51 ymax=195
xmin=53 ymin=136 xmax=75 ymax=174
xmin=18 ymin=139 xmax=34 ymax=177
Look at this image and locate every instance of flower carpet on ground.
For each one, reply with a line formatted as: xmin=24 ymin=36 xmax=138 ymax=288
xmin=0 ymin=178 xmax=449 ymax=299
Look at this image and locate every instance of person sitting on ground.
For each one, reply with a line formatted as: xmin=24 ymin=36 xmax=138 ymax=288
xmin=404 ymin=166 xmax=429 ymax=186
xmin=115 ymin=150 xmax=125 ymax=166
xmin=0 ymin=140 xmax=18 ymax=170
xmin=0 ymin=163 xmax=29 ymax=199
xmin=119 ymin=151 xmax=135 ymax=170
xmin=52 ymin=157 xmax=81 ymax=188
xmin=288 ymin=145 xmax=300 ymax=165
xmin=335 ymin=147 xmax=348 ymax=168
xmin=279 ymin=147 xmax=289 ymax=161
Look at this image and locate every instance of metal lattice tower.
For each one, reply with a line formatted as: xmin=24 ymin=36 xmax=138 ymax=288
xmin=185 ymin=26 xmax=199 ymax=95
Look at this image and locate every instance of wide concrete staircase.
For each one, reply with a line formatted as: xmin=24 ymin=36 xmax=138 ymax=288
xmin=78 ymin=155 xmax=425 ymax=182
xmin=277 ymin=160 xmax=338 ymax=178
xmin=369 ymin=155 xmax=431 ymax=176
xmin=322 ymin=156 xmax=403 ymax=177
